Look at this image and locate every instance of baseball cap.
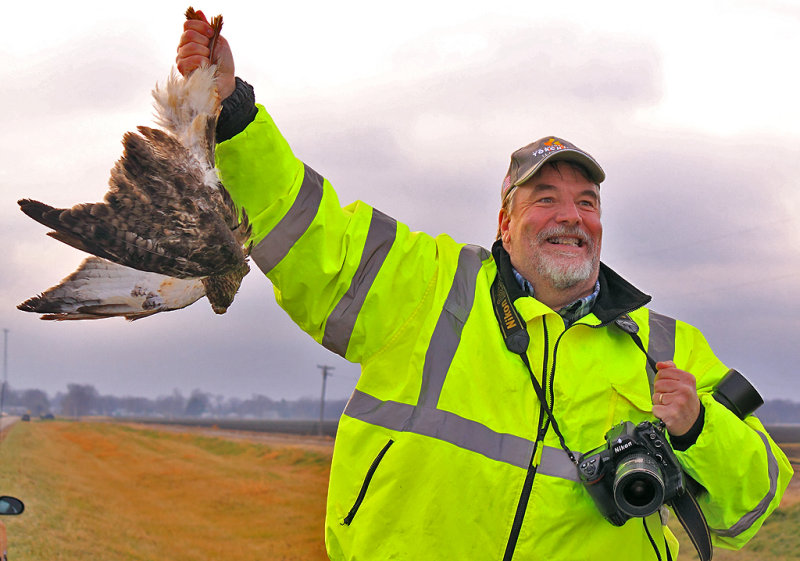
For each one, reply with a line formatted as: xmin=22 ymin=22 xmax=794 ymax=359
xmin=501 ymin=136 xmax=605 ymax=203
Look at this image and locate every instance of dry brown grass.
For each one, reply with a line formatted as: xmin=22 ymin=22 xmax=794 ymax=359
xmin=0 ymin=421 xmax=796 ymax=560
xmin=0 ymin=420 xmax=331 ymax=561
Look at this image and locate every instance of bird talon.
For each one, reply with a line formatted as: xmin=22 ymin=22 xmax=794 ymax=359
xmin=185 ymin=7 xmax=223 ymax=59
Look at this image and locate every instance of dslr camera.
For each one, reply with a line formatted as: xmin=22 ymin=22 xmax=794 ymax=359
xmin=578 ymin=420 xmax=683 ymax=526
xmin=578 ymin=369 xmax=763 ymax=526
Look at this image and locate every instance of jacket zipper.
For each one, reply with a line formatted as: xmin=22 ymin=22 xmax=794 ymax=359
xmin=342 ymin=439 xmax=394 ymax=526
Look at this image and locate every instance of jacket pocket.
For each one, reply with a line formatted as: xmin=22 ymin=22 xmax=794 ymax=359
xmin=610 ymin=378 xmax=655 ymax=425
xmin=342 ymin=439 xmax=394 ymax=526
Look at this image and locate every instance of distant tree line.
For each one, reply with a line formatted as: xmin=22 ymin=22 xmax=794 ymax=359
xmin=2 ymin=382 xmax=800 ymax=424
xmin=0 ymin=383 xmax=348 ymax=421
xmin=756 ymin=400 xmax=800 ymax=424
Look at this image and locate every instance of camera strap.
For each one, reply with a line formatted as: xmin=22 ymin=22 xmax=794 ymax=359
xmin=669 ymin=490 xmax=713 ymax=561
xmin=624 ymin=331 xmax=714 ymax=561
xmin=490 ymin=244 xmax=577 ymax=466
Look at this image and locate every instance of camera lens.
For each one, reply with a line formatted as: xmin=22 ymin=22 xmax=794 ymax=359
xmin=613 ymin=454 xmax=665 ymax=517
xmin=625 ymin=480 xmax=656 ymax=506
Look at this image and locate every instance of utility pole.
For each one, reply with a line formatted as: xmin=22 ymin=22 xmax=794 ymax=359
xmin=317 ymin=364 xmax=334 ymax=436
xmin=2 ymin=329 xmax=8 ymax=412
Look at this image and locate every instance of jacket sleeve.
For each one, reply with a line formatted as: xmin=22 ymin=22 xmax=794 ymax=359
xmin=671 ymin=322 xmax=793 ymax=550
xmin=215 ymin=104 xmax=459 ymax=363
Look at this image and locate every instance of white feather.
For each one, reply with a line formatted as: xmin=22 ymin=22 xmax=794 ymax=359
xmin=151 ymin=64 xmax=220 ymax=170
xmin=21 ymin=257 xmax=206 ymax=320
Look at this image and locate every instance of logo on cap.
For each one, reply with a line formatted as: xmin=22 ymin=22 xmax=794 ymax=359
xmin=533 ymin=138 xmax=567 ymax=157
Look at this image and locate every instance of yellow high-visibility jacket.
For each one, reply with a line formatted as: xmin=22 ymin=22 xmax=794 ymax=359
xmin=216 ymin=105 xmax=793 ymax=561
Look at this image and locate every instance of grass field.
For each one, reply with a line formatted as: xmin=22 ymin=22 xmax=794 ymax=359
xmin=0 ymin=420 xmax=796 ymax=560
xmin=0 ymin=420 xmax=331 ymax=560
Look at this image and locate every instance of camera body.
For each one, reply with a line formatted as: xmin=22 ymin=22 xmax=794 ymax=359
xmin=578 ymin=420 xmax=684 ymax=526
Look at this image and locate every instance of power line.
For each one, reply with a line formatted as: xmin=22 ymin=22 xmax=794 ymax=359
xmin=626 ymin=216 xmax=797 ymax=259
xmin=655 ymin=272 xmax=797 ymax=304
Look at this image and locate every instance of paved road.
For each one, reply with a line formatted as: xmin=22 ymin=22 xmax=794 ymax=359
xmin=0 ymin=416 xmax=19 ymax=435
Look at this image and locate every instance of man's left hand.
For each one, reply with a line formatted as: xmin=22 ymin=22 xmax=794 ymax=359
xmin=652 ymin=361 xmax=701 ymax=436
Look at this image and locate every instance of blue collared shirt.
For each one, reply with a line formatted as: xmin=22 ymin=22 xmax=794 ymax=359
xmin=512 ymin=267 xmax=600 ymax=326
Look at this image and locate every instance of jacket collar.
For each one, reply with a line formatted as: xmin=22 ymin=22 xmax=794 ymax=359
xmin=490 ymin=240 xmax=651 ymax=325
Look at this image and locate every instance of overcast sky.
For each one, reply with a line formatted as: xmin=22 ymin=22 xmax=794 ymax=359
xmin=1 ymin=0 xmax=799 ymax=404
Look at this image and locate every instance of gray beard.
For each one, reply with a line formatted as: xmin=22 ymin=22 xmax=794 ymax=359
xmin=535 ymin=252 xmax=597 ymax=290
xmin=532 ymin=225 xmax=599 ymax=290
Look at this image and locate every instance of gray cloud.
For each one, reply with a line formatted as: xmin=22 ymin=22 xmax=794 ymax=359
xmin=4 ymin=11 xmax=799 ymax=405
xmin=388 ymin=24 xmax=663 ymax=111
xmin=6 ymin=27 xmax=163 ymax=121
xmin=261 ymin=24 xmax=665 ymax=245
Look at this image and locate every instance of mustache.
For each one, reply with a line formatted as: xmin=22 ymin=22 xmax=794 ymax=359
xmin=536 ymin=225 xmax=593 ymax=248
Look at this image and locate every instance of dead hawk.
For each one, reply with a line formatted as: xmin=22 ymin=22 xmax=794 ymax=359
xmin=18 ymin=8 xmax=250 ymax=320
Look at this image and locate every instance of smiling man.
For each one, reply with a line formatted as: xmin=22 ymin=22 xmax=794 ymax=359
xmin=178 ymin=14 xmax=791 ymax=561
xmin=498 ymin=140 xmax=604 ymax=309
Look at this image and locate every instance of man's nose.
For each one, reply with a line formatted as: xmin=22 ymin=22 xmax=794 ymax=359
xmin=554 ymin=200 xmax=582 ymax=224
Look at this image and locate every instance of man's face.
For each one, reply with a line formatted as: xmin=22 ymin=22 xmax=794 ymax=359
xmin=498 ymin=161 xmax=602 ymax=295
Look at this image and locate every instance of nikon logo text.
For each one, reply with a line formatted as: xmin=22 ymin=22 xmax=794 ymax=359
xmin=613 ymin=441 xmax=633 ymax=454
xmin=501 ymin=299 xmax=516 ymax=330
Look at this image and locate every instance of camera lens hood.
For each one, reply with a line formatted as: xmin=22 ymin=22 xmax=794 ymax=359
xmin=612 ymin=455 xmax=665 ymax=518
xmin=713 ymin=369 xmax=763 ymax=420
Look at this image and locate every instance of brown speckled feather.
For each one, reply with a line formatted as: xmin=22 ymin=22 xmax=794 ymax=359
xmin=18 ymin=8 xmax=251 ymax=318
xmin=19 ymin=125 xmax=245 ymax=279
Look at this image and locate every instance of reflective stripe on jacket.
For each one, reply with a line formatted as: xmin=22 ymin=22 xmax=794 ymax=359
xmin=215 ymin=105 xmax=793 ymax=561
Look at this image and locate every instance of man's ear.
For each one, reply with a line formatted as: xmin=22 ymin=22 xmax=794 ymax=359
xmin=498 ymin=208 xmax=511 ymax=244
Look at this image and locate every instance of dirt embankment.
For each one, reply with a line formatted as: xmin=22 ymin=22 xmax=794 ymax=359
xmin=121 ymin=421 xmax=335 ymax=455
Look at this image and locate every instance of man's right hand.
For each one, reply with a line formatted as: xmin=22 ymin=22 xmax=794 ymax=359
xmin=176 ymin=11 xmax=236 ymax=99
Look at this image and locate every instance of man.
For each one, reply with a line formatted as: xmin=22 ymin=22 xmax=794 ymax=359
xmin=178 ymin=15 xmax=792 ymax=561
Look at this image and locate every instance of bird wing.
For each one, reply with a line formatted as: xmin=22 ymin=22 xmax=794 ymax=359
xmin=16 ymin=8 xmax=251 ymax=319
xmin=18 ymin=117 xmax=245 ymax=279
xmin=17 ymin=256 xmax=206 ymax=321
